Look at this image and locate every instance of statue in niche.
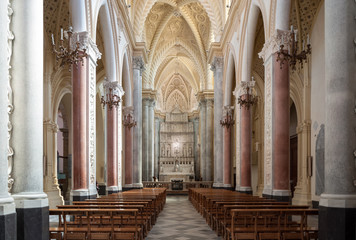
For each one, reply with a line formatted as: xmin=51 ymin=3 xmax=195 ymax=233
xmin=167 ymin=144 xmax=171 ymax=157
xmin=188 ymin=147 xmax=192 ymax=157
xmin=183 ymin=144 xmax=187 ymax=157
xmin=174 ymin=158 xmax=181 ymax=172
xmin=161 ymin=146 xmax=165 ymax=157
xmin=160 ymin=162 xmax=163 ymax=173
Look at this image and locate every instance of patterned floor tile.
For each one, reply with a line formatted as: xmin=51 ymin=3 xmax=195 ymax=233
xmin=146 ymin=195 xmax=221 ymax=240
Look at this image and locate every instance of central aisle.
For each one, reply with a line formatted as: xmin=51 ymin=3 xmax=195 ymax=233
xmin=146 ymin=195 xmax=221 ymax=240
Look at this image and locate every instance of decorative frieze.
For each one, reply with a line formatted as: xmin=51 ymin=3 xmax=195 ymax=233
xmin=7 ymin=0 xmax=14 ymax=193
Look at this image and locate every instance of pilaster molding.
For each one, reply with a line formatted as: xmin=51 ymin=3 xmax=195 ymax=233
xmin=210 ymin=56 xmax=224 ymax=72
xmin=259 ymin=29 xmax=292 ymax=62
xmin=133 ymin=56 xmax=145 ymax=75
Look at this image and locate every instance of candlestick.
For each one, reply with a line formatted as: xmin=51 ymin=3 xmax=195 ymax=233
xmin=51 ymin=34 xmax=55 ymax=45
xmin=61 ymin=28 xmax=63 ymax=40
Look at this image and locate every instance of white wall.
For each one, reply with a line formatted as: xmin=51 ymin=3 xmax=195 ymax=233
xmin=310 ymin=2 xmax=325 ymax=203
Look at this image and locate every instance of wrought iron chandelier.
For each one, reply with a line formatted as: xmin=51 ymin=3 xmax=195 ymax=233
xmin=100 ymin=80 xmax=121 ymax=110
xmin=51 ymin=27 xmax=88 ymax=70
xmin=276 ymin=25 xmax=311 ymax=70
xmin=123 ymin=113 xmax=137 ymax=129
xmin=220 ymin=111 xmax=235 ymax=128
xmin=237 ymin=77 xmax=257 ymax=110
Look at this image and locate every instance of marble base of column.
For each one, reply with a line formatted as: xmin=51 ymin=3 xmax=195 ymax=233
xmin=106 ymin=186 xmax=119 ymax=195
xmin=132 ymin=183 xmax=143 ymax=189
xmin=319 ymin=194 xmax=356 ymax=240
xmin=222 ymin=184 xmax=233 ymax=191
xmin=269 ymin=189 xmax=291 ymax=202
xmin=122 ymin=184 xmax=135 ymax=191
xmin=0 ymin=199 xmax=16 ymax=240
xmin=70 ymin=189 xmax=96 ymax=202
xmin=237 ymin=186 xmax=253 ymax=195
xmin=212 ymin=183 xmax=225 ymax=189
xmin=13 ymin=194 xmax=48 ymax=240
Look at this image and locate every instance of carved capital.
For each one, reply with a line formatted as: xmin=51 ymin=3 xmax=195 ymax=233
xmin=123 ymin=106 xmax=134 ymax=116
xmin=223 ymin=105 xmax=234 ymax=116
xmin=259 ymin=29 xmax=292 ymax=62
xmin=43 ymin=120 xmax=59 ymax=133
xmin=133 ymin=56 xmax=145 ymax=74
xmin=74 ymin=32 xmax=102 ymax=63
xmin=103 ymin=78 xmax=124 ymax=97
xmin=210 ymin=57 xmax=224 ymax=72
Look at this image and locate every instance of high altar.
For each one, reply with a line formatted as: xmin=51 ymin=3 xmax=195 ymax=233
xmin=159 ymin=109 xmax=195 ymax=182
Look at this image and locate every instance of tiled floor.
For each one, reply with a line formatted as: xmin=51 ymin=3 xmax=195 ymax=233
xmin=146 ymin=195 xmax=221 ymax=240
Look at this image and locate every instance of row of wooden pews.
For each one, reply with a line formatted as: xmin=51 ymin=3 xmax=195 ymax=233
xmin=50 ymin=188 xmax=166 ymax=240
xmin=189 ymin=188 xmax=318 ymax=240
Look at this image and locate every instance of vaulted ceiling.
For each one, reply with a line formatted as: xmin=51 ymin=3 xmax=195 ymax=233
xmin=130 ymin=0 xmax=225 ymax=113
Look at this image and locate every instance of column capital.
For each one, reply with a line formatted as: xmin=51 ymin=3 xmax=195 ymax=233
xmin=296 ymin=120 xmax=311 ymax=134
xmin=223 ymin=105 xmax=234 ymax=116
xmin=133 ymin=56 xmax=145 ymax=74
xmin=74 ymin=31 xmax=102 ymax=63
xmin=123 ymin=106 xmax=134 ymax=116
xmin=210 ymin=56 xmax=224 ymax=72
xmin=259 ymin=29 xmax=292 ymax=62
xmin=43 ymin=119 xmax=59 ymax=133
xmin=103 ymin=78 xmax=125 ymax=97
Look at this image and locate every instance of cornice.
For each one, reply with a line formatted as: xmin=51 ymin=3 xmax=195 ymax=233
xmin=196 ymin=90 xmax=214 ymax=102
xmin=142 ymin=89 xmax=157 ymax=100
xmin=154 ymin=110 xmax=166 ymax=120
xmin=207 ymin=42 xmax=223 ymax=64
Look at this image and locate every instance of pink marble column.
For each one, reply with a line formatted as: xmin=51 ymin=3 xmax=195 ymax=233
xmin=223 ymin=122 xmax=231 ymax=186
xmin=124 ymin=123 xmax=133 ymax=186
xmin=72 ymin=57 xmax=88 ymax=191
xmin=240 ymin=95 xmax=252 ymax=193
xmin=273 ymin=53 xmax=290 ymax=193
xmin=106 ymin=107 xmax=118 ymax=192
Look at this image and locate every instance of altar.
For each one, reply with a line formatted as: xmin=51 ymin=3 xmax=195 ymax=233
xmin=159 ymin=109 xmax=195 ymax=181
